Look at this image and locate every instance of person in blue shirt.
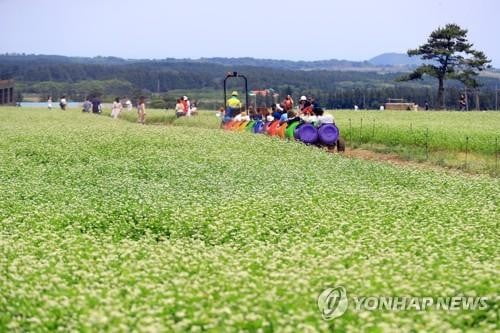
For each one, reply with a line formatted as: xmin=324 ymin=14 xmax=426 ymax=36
xmin=279 ymin=111 xmax=288 ymax=123
xmin=271 ymin=104 xmax=281 ymax=120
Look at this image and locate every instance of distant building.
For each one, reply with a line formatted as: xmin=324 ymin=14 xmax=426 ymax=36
xmin=0 ymin=79 xmax=15 ymax=105
xmin=384 ymin=98 xmax=416 ymax=111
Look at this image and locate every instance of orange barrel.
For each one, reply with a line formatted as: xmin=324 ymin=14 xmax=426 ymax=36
xmin=230 ymin=121 xmax=242 ymax=131
xmin=276 ymin=122 xmax=288 ymax=138
xmin=267 ymin=120 xmax=280 ymax=136
xmin=223 ymin=120 xmax=234 ymax=130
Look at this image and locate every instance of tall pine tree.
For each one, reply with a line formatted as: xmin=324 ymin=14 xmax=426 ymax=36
xmin=400 ymin=24 xmax=491 ymax=109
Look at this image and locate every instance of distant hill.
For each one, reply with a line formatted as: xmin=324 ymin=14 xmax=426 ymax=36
xmin=0 ymin=53 xmax=410 ymax=73
xmin=368 ymin=53 xmax=424 ymax=67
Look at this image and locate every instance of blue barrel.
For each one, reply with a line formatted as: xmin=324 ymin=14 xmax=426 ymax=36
xmin=253 ymin=120 xmax=265 ymax=133
xmin=318 ymin=124 xmax=339 ymax=145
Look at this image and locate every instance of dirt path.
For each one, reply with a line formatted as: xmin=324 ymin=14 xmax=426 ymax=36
xmin=337 ymin=147 xmax=485 ymax=177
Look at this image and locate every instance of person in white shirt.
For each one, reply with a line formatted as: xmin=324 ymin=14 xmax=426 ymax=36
xmin=301 ymin=114 xmax=318 ymax=123
xmin=241 ymin=112 xmax=250 ymax=121
xmin=59 ymin=96 xmax=67 ymax=110
xmin=314 ymin=108 xmax=335 ymax=126
xmin=47 ymin=96 xmax=52 ymax=110
xmin=111 ymin=97 xmax=123 ymax=119
xmin=234 ymin=112 xmax=250 ymax=122
xmin=125 ymin=99 xmax=132 ymax=111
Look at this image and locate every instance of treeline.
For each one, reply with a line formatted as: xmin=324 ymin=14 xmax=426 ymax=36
xmin=2 ymin=54 xmax=500 ymax=109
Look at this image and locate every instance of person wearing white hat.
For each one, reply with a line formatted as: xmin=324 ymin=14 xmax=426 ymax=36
xmin=299 ymin=95 xmax=312 ymax=115
xmin=182 ymin=96 xmax=192 ymax=116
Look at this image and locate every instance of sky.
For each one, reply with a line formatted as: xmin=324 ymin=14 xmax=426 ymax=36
xmin=1 ymin=0 xmax=499 ymax=66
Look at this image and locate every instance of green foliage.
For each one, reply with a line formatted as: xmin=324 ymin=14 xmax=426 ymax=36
xmin=334 ymin=110 xmax=500 ymax=155
xmin=148 ymin=98 xmax=166 ymax=109
xmin=2 ymin=54 xmax=500 ymax=109
xmin=28 ymin=80 xmax=134 ymax=101
xmin=401 ymin=23 xmax=492 ymax=108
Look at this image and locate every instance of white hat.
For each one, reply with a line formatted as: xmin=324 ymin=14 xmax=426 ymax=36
xmin=300 ymin=96 xmax=307 ymax=101
xmin=183 ymin=96 xmax=188 ymax=101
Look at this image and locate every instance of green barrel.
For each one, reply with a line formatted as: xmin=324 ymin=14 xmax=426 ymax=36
xmin=285 ymin=121 xmax=300 ymax=139
xmin=245 ymin=120 xmax=255 ymax=132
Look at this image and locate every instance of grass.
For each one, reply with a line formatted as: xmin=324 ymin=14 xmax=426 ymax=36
xmin=332 ymin=110 xmax=500 ymax=175
xmin=10 ymin=107 xmax=500 ymax=174
xmin=0 ymin=107 xmax=499 ymax=331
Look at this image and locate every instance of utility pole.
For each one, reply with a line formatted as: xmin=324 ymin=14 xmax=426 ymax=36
xmin=496 ymin=84 xmax=498 ymax=111
xmin=464 ymin=86 xmax=469 ymax=111
xmin=475 ymin=88 xmax=480 ymax=111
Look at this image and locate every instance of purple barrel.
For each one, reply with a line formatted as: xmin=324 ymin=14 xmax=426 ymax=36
xmin=296 ymin=123 xmax=318 ymax=144
xmin=318 ymin=124 xmax=339 ymax=145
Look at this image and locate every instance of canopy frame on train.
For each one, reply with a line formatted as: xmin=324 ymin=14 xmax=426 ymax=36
xmin=224 ymin=72 xmax=249 ymax=111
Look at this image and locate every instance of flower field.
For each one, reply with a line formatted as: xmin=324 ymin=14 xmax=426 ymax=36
xmin=122 ymin=109 xmax=500 ymax=174
xmin=0 ymin=107 xmax=499 ymax=332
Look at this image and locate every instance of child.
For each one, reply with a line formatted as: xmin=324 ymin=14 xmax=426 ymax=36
xmin=111 ymin=97 xmax=123 ymax=119
xmin=137 ymin=96 xmax=146 ymax=124
xmin=175 ymin=98 xmax=185 ymax=118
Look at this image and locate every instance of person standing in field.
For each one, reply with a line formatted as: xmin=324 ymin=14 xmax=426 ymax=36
xmin=82 ymin=97 xmax=92 ymax=112
xmin=190 ymin=100 xmax=198 ymax=115
xmin=111 ymin=97 xmax=123 ymax=119
xmin=125 ymin=98 xmax=132 ymax=111
xmin=47 ymin=96 xmax=53 ymax=110
xmin=91 ymin=96 xmax=101 ymax=114
xmin=175 ymin=98 xmax=185 ymax=118
xmin=182 ymin=96 xmax=192 ymax=116
xmin=59 ymin=96 xmax=67 ymax=110
xmin=137 ymin=96 xmax=146 ymax=124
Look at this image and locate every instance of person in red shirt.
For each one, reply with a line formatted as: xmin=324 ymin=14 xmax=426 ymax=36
xmin=182 ymin=96 xmax=189 ymax=114
xmin=283 ymin=95 xmax=294 ymax=111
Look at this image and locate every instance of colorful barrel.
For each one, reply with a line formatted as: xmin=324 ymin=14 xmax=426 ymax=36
xmin=230 ymin=121 xmax=241 ymax=131
xmin=253 ymin=121 xmax=265 ymax=133
xmin=285 ymin=121 xmax=300 ymax=139
xmin=245 ymin=120 xmax=255 ymax=132
xmin=276 ymin=123 xmax=288 ymax=138
xmin=296 ymin=123 xmax=318 ymax=144
xmin=223 ymin=120 xmax=234 ymax=130
xmin=294 ymin=123 xmax=302 ymax=140
xmin=318 ymin=124 xmax=339 ymax=145
xmin=267 ymin=121 xmax=280 ymax=136
xmin=236 ymin=121 xmax=248 ymax=131
xmin=263 ymin=122 xmax=270 ymax=133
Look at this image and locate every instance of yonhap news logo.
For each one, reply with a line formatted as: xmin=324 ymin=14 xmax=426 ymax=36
xmin=317 ymin=286 xmax=490 ymax=321
xmin=317 ymin=286 xmax=349 ymax=320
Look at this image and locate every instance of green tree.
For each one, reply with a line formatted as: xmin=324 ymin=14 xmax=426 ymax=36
xmin=399 ymin=23 xmax=491 ymax=109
